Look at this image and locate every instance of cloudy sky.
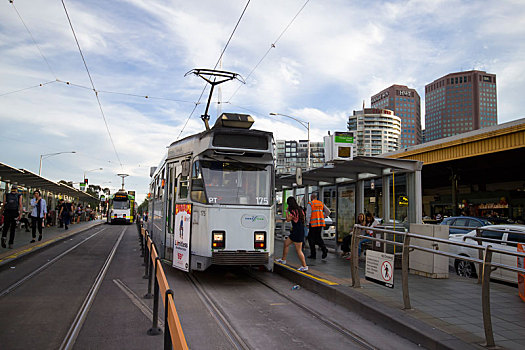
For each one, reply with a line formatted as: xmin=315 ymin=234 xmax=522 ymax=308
xmin=1 ymin=0 xmax=524 ymax=203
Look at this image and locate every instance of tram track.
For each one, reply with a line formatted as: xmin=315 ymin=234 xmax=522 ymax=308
xmin=186 ymin=267 xmax=377 ymax=350
xmin=0 ymin=227 xmax=107 ymax=298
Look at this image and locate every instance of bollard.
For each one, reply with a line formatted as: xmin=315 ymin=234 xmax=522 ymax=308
xmin=481 ymin=246 xmax=495 ymax=348
xmin=350 ymin=226 xmax=361 ymax=288
xmin=401 ymin=234 xmax=412 ymax=310
xmin=143 ymin=235 xmax=150 ymax=279
xmin=164 ymin=289 xmax=174 ymax=350
xmin=144 ymin=244 xmax=154 ymax=299
xmin=147 ymin=257 xmax=162 ymax=336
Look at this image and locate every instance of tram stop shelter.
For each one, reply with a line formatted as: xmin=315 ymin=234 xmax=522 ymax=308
xmin=276 ymin=156 xmax=423 ymax=242
xmin=0 ymin=161 xmax=97 ymax=223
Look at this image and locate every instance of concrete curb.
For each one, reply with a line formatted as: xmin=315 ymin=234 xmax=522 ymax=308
xmin=0 ymin=221 xmax=105 ymax=268
xmin=274 ymin=263 xmax=481 ymax=350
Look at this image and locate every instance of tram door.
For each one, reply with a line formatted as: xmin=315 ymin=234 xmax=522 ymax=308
xmin=164 ymin=162 xmax=177 ymax=261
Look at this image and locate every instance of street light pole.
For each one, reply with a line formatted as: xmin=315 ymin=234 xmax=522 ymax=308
xmin=83 ymin=168 xmax=103 ymax=182
xmin=39 ymin=151 xmax=76 ymax=176
xmin=269 ymin=113 xmax=311 ymax=170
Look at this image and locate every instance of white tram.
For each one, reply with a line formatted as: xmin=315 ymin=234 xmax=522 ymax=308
xmin=107 ymin=191 xmax=134 ymax=224
xmin=147 ymin=113 xmax=275 ymax=272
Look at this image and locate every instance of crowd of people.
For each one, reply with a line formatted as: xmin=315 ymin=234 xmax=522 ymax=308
xmin=276 ymin=193 xmax=379 ymax=272
xmin=1 ymin=186 xmax=98 ymax=249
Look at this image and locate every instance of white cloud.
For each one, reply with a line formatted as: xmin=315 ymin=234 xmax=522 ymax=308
xmin=1 ymin=0 xmax=525 ymax=202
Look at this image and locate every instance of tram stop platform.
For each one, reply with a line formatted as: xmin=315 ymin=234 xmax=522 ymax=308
xmin=0 ymin=219 xmax=104 ymax=267
xmin=274 ymin=238 xmax=525 ymax=350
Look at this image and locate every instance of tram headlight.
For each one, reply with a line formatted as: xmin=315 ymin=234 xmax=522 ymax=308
xmin=212 ymin=231 xmax=225 ymax=249
xmin=254 ymin=231 xmax=266 ymax=249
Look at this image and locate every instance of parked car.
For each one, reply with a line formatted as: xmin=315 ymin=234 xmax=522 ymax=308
xmin=322 ymin=217 xmax=336 ymax=240
xmin=448 ymin=224 xmax=525 ymax=283
xmin=441 ymin=216 xmax=493 ymax=235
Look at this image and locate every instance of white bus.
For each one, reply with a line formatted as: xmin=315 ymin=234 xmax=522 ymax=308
xmin=147 ymin=113 xmax=275 ymax=272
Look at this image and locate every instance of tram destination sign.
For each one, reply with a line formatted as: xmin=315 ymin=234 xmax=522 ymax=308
xmin=365 ymin=250 xmax=394 ymax=288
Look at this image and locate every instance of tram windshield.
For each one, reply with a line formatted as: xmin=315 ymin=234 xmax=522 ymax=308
xmin=112 ymin=199 xmax=130 ymax=210
xmin=192 ymin=160 xmax=272 ymax=206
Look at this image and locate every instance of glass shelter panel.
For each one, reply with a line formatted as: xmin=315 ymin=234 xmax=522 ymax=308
xmin=337 ymin=185 xmax=355 ymax=243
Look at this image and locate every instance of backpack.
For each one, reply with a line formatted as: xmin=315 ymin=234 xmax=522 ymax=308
xmin=5 ymin=193 xmax=20 ymax=210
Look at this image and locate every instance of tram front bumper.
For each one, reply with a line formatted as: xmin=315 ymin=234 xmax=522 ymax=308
xmin=211 ymin=251 xmax=269 ymax=265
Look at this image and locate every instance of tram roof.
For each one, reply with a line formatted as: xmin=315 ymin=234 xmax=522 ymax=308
xmin=276 ymin=156 xmax=422 ymax=189
xmin=0 ymin=161 xmax=98 ymax=200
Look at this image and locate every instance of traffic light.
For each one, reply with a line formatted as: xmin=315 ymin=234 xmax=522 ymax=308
xmin=84 ymin=178 xmax=88 ymax=185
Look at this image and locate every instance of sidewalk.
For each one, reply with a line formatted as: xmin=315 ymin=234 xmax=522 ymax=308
xmin=0 ymin=219 xmax=104 ymax=266
xmin=275 ymin=238 xmax=525 ymax=350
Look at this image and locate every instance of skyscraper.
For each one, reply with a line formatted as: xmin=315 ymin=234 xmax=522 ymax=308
xmin=347 ymin=108 xmax=401 ymax=156
xmin=425 ymin=70 xmax=497 ymax=142
xmin=371 ymin=85 xmax=422 ymax=147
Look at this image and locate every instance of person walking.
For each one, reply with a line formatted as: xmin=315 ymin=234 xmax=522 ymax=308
xmin=341 ymin=212 xmax=365 ymax=259
xmin=56 ymin=199 xmax=64 ymax=227
xmin=30 ymin=190 xmax=47 ymax=243
xmin=1 ymin=185 xmax=23 ymax=249
xmin=59 ymin=200 xmax=74 ymax=230
xmin=306 ymin=193 xmax=331 ymax=260
xmin=276 ymin=197 xmax=308 ymax=272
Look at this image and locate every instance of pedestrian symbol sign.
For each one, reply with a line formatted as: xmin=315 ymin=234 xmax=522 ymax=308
xmin=365 ymin=250 xmax=394 ymax=288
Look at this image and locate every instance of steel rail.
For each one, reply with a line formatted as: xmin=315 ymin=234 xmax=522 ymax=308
xmin=0 ymin=227 xmax=107 ymax=298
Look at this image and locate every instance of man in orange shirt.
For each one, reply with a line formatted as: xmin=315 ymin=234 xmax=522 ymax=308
xmin=306 ymin=193 xmax=331 ymax=260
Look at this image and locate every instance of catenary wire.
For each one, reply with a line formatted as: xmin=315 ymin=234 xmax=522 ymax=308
xmin=175 ymin=0 xmax=251 ymax=141
xmin=227 ymin=0 xmax=310 ymax=102
xmin=0 ymin=81 xmax=56 ymax=97
xmin=10 ymin=1 xmax=57 ymax=80
xmin=60 ymin=0 xmax=123 ymax=168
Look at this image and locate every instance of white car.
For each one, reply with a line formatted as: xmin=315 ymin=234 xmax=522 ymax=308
xmin=449 ymin=224 xmax=525 ymax=283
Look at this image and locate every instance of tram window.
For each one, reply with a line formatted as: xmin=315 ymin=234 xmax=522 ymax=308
xmin=191 ymin=161 xmax=206 ymax=203
xmin=179 ymin=175 xmax=189 ymax=200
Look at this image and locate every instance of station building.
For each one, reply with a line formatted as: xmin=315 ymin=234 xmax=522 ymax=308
xmin=386 ymin=118 xmax=525 ymax=223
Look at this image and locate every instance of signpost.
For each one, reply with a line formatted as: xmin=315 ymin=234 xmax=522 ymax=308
xmin=365 ymin=250 xmax=394 ymax=288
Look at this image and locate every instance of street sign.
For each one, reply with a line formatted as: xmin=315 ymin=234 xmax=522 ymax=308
xmin=365 ymin=250 xmax=394 ymax=288
xmin=334 ymin=132 xmax=354 ymax=143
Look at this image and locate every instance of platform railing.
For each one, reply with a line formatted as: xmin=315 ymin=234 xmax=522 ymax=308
xmin=137 ymin=219 xmax=188 ymax=350
xmin=349 ymin=224 xmax=525 ymax=348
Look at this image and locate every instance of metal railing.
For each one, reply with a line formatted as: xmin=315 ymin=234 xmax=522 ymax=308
xmin=136 ymin=219 xmax=188 ymax=350
xmin=349 ymin=224 xmax=525 ymax=348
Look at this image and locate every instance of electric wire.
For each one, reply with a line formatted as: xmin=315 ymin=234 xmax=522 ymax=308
xmin=10 ymin=1 xmax=57 ymax=80
xmin=227 ymin=0 xmax=311 ymax=102
xmin=60 ymin=0 xmax=123 ymax=168
xmin=0 ymin=81 xmax=56 ymax=97
xmin=175 ymin=0 xmax=251 ymax=141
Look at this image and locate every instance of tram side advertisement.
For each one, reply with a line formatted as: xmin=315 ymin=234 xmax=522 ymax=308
xmin=173 ymin=204 xmax=192 ymax=272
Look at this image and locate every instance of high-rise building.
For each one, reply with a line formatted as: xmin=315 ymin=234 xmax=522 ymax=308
xmin=347 ymin=108 xmax=401 ymax=156
xmin=275 ymin=140 xmax=325 ymax=174
xmin=425 ymin=70 xmax=497 ymax=142
xmin=371 ymin=84 xmax=422 ymax=147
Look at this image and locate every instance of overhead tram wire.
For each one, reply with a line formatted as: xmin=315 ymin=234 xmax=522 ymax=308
xmin=175 ymin=0 xmax=251 ymax=141
xmin=60 ymin=0 xmax=123 ymax=168
xmin=227 ymin=0 xmax=311 ymax=103
xmin=0 ymin=81 xmax=56 ymax=97
xmin=10 ymin=1 xmax=57 ymax=80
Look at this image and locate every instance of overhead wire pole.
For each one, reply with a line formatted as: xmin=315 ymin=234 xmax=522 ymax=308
xmin=175 ymin=0 xmax=251 ymax=140
xmin=60 ymin=0 xmax=123 ymax=168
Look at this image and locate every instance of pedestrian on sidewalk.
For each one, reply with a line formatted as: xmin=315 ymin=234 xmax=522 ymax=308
xmin=276 ymin=197 xmax=308 ymax=272
xmin=30 ymin=190 xmax=47 ymax=243
xmin=306 ymin=193 xmax=331 ymax=260
xmin=57 ymin=199 xmax=64 ymax=227
xmin=1 ymin=185 xmax=23 ymax=249
xmin=341 ymin=212 xmax=365 ymax=259
xmin=59 ymin=200 xmax=74 ymax=230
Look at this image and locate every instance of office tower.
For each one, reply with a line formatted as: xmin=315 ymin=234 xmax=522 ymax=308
xmin=371 ymin=85 xmax=421 ymax=147
xmin=425 ymin=70 xmax=497 ymax=141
